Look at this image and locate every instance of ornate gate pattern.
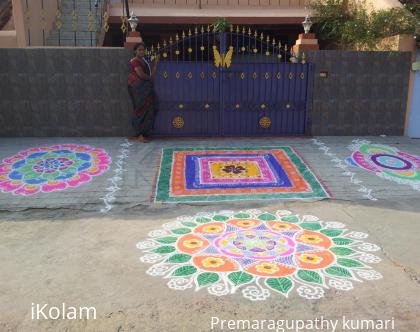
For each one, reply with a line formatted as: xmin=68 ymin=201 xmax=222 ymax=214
xmin=151 ymin=27 xmax=312 ymax=136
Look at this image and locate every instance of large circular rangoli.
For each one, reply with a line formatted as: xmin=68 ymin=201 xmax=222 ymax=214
xmin=0 ymin=144 xmax=111 ymax=195
xmin=137 ymin=209 xmax=382 ymax=301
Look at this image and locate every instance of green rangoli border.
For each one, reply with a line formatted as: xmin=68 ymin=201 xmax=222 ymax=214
xmin=154 ymin=146 xmax=330 ymax=203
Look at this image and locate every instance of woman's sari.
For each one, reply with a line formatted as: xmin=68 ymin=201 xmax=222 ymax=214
xmin=127 ymin=57 xmax=157 ymax=137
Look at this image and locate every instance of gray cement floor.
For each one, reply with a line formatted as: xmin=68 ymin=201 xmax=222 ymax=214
xmin=0 ymin=136 xmax=419 ymax=332
xmin=1 ymin=136 xmax=419 ymax=212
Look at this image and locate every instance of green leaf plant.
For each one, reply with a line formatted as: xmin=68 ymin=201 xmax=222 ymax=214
xmin=212 ymin=17 xmax=230 ymax=33
xmin=308 ymin=0 xmax=417 ymax=50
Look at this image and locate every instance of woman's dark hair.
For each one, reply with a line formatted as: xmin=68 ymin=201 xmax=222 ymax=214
xmin=133 ymin=42 xmax=146 ymax=53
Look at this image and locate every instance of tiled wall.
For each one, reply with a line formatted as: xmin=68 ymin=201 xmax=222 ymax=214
xmin=0 ymin=48 xmax=411 ymax=136
xmin=0 ymin=48 xmax=133 ymax=136
xmin=308 ymin=50 xmax=411 ymax=136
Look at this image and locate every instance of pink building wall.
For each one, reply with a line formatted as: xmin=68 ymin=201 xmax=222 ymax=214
xmin=0 ymin=0 xmax=58 ymax=47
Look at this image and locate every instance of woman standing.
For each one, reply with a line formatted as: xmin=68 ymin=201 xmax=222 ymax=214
xmin=127 ymin=43 xmax=160 ymax=142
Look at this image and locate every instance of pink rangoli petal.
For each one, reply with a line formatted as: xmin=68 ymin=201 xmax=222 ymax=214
xmin=0 ymin=180 xmax=24 ymax=193
xmin=96 ymin=156 xmax=112 ymax=164
xmin=3 ymin=156 xmax=23 ymax=164
xmin=352 ymin=151 xmax=380 ymax=173
xmin=14 ymin=184 xmax=40 ymax=195
xmin=67 ymin=173 xmax=91 ymax=187
xmin=41 ymin=181 xmax=68 ymax=193
xmin=0 ymin=164 xmax=13 ymax=172
xmin=26 ymin=148 xmax=42 ymax=153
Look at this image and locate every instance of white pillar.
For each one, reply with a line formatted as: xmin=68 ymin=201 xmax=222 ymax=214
xmin=407 ymin=49 xmax=420 ymax=138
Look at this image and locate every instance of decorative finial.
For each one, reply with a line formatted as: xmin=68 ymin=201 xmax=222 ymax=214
xmin=302 ymin=15 xmax=313 ymax=34
xmin=127 ymin=11 xmax=139 ymax=32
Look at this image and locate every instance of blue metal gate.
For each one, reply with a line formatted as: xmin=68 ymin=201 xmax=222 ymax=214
xmin=152 ymin=28 xmax=312 ymax=136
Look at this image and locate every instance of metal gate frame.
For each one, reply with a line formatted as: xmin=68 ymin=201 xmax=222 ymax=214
xmin=151 ymin=28 xmax=312 ymax=137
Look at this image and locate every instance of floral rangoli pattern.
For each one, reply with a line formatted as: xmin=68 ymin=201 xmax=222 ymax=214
xmin=137 ymin=209 xmax=382 ymax=301
xmin=0 ymin=144 xmax=111 ymax=195
xmin=347 ymin=140 xmax=420 ymax=191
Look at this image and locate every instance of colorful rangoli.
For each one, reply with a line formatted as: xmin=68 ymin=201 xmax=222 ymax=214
xmin=137 ymin=210 xmax=382 ymax=301
xmin=155 ymin=147 xmax=330 ymax=202
xmin=0 ymin=144 xmax=111 ymax=195
xmin=347 ymin=140 xmax=420 ymax=191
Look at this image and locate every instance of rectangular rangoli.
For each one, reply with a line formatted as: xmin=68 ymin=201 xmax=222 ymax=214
xmin=154 ymin=147 xmax=330 ymax=202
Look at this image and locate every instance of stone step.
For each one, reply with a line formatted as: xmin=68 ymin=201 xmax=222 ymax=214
xmin=58 ymin=16 xmax=102 ymax=23
xmin=60 ymin=0 xmax=102 ymax=2
xmin=53 ymin=22 xmax=102 ymax=30
xmin=46 ymin=38 xmax=100 ymax=46
xmin=55 ymin=14 xmax=102 ymax=29
xmin=60 ymin=5 xmax=102 ymax=11
xmin=48 ymin=30 xmax=99 ymax=39
xmin=59 ymin=0 xmax=105 ymax=8
xmin=58 ymin=22 xmax=102 ymax=30
xmin=61 ymin=9 xmax=102 ymax=19
xmin=60 ymin=0 xmax=103 ymax=4
xmin=61 ymin=14 xmax=101 ymax=22
xmin=59 ymin=5 xmax=104 ymax=16
xmin=61 ymin=0 xmax=104 ymax=2
xmin=47 ymin=0 xmax=105 ymax=47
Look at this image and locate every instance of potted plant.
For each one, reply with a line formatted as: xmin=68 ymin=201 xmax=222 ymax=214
xmin=212 ymin=17 xmax=230 ymax=34
xmin=211 ymin=18 xmax=230 ymax=51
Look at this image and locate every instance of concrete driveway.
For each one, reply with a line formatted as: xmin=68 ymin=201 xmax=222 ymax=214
xmin=0 ymin=136 xmax=419 ymax=332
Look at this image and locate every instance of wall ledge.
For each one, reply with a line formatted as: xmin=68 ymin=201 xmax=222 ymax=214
xmin=0 ymin=29 xmax=17 ymax=47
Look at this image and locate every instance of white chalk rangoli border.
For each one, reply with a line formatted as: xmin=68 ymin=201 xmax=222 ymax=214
xmin=100 ymin=139 xmax=133 ymax=213
xmin=312 ymin=138 xmax=377 ymax=201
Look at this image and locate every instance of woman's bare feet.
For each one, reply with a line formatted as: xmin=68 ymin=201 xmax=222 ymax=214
xmin=137 ymin=135 xmax=150 ymax=143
